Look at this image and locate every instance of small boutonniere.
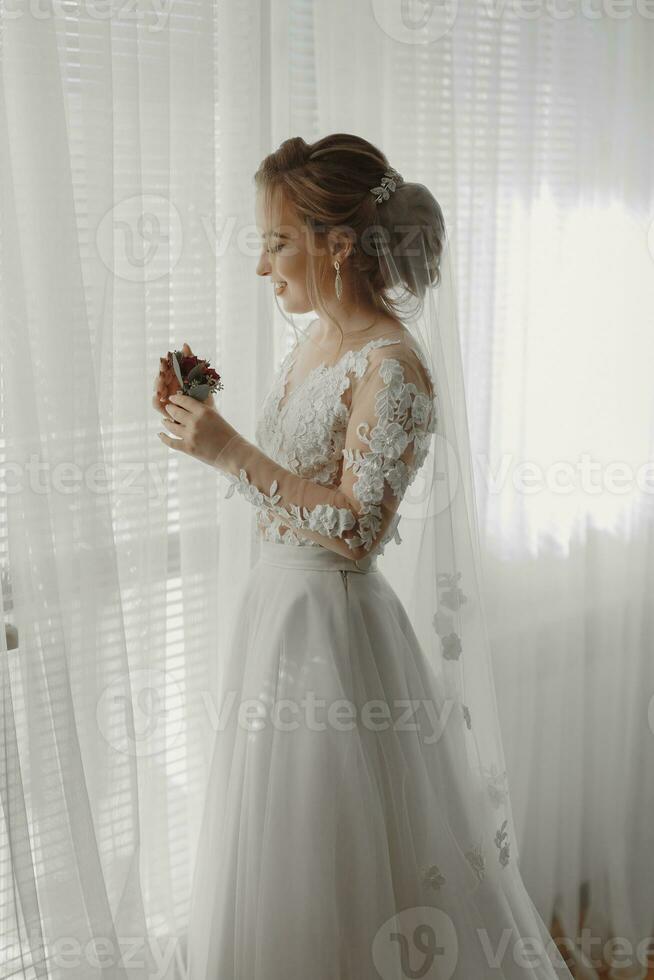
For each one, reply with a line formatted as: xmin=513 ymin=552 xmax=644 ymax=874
xmin=156 ymin=342 xmax=223 ymax=408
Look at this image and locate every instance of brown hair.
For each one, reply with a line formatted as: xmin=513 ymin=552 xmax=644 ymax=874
xmin=254 ymin=133 xmax=445 ymax=349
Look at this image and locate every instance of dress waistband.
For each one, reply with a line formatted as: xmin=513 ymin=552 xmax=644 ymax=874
xmin=258 ymin=541 xmax=378 ymax=574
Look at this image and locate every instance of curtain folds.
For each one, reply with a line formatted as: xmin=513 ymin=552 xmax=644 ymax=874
xmin=1 ymin=2 xmax=652 ymax=978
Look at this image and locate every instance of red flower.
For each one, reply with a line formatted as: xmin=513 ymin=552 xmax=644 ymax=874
xmin=179 ymin=355 xmax=200 ymax=375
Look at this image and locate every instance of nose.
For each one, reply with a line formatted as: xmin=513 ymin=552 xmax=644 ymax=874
xmin=256 ymin=249 xmax=271 ymax=277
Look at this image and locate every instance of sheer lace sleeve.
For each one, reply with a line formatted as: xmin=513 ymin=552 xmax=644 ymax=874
xmin=219 ymin=345 xmax=436 ymax=560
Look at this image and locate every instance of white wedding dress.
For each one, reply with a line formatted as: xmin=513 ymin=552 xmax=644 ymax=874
xmin=184 ymin=322 xmax=573 ymax=980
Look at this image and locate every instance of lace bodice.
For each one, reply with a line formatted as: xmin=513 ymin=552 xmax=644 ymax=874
xmin=220 ymin=324 xmax=437 ymax=559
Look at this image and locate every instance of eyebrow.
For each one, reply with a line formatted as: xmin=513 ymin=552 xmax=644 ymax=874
xmin=262 ymin=231 xmax=290 ymax=240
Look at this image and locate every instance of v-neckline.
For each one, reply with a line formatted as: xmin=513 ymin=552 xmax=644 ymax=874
xmin=275 ymin=335 xmax=403 ymax=417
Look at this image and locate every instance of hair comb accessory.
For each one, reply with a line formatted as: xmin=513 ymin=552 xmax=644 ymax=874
xmin=369 ymin=167 xmax=404 ymax=204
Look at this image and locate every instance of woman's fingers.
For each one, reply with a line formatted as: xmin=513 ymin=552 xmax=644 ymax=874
xmin=152 ymin=393 xmax=169 ymax=416
xmin=152 ymin=353 xmax=176 ymax=415
xmin=157 ymin=431 xmax=185 ymax=452
xmin=163 ymin=402 xmax=186 ymax=423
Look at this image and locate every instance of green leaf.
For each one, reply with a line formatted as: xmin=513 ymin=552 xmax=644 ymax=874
xmin=186 ymin=363 xmax=204 ymax=382
xmin=186 ymin=383 xmax=210 ymax=401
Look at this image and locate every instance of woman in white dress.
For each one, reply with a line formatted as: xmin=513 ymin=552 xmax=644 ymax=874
xmin=156 ymin=134 xmax=574 ymax=980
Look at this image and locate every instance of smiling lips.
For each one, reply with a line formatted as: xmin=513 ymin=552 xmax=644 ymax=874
xmin=273 ymin=280 xmax=287 ymax=294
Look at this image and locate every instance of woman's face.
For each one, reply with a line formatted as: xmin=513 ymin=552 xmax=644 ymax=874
xmin=255 ymin=189 xmax=328 ymax=314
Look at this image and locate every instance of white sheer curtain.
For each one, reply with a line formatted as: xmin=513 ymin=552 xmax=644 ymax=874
xmin=1 ymin=1 xmax=653 ymax=978
xmin=0 ymin=2 xmax=271 ymax=976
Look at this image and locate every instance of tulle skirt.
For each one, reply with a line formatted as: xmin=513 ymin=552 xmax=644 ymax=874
xmin=185 ymin=541 xmax=573 ymax=980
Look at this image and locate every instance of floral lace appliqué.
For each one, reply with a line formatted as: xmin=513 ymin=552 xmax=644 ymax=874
xmin=339 ymin=356 xmax=436 ymax=553
xmin=484 ymin=765 xmax=510 ymax=809
xmin=224 ymin=473 xmax=357 ymax=540
xmin=464 ymin=842 xmax=486 ymax=882
xmin=495 ymin=820 xmax=511 ymax=868
xmin=224 ymin=338 xmax=436 ymax=557
xmin=441 ymin=632 xmax=463 ymax=661
xmin=423 ymin=864 xmax=446 ymax=891
xmin=437 ymin=571 xmax=468 ymax=611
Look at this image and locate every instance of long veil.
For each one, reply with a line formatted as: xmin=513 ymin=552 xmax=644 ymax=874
xmin=374 ymin=198 xmax=523 ymax=880
xmin=369 ymin=194 xmax=577 ymax=976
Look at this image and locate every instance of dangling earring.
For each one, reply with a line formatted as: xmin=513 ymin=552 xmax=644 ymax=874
xmin=334 ymin=260 xmax=343 ymax=301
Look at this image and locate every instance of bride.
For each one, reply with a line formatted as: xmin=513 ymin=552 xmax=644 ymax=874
xmin=155 ymin=134 xmax=574 ymax=980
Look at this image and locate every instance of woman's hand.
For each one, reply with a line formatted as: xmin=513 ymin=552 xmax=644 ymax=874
xmin=157 ymin=392 xmax=239 ymax=470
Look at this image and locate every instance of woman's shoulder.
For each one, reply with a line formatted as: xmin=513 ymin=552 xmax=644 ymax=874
xmin=357 ymin=324 xmax=434 ymax=393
